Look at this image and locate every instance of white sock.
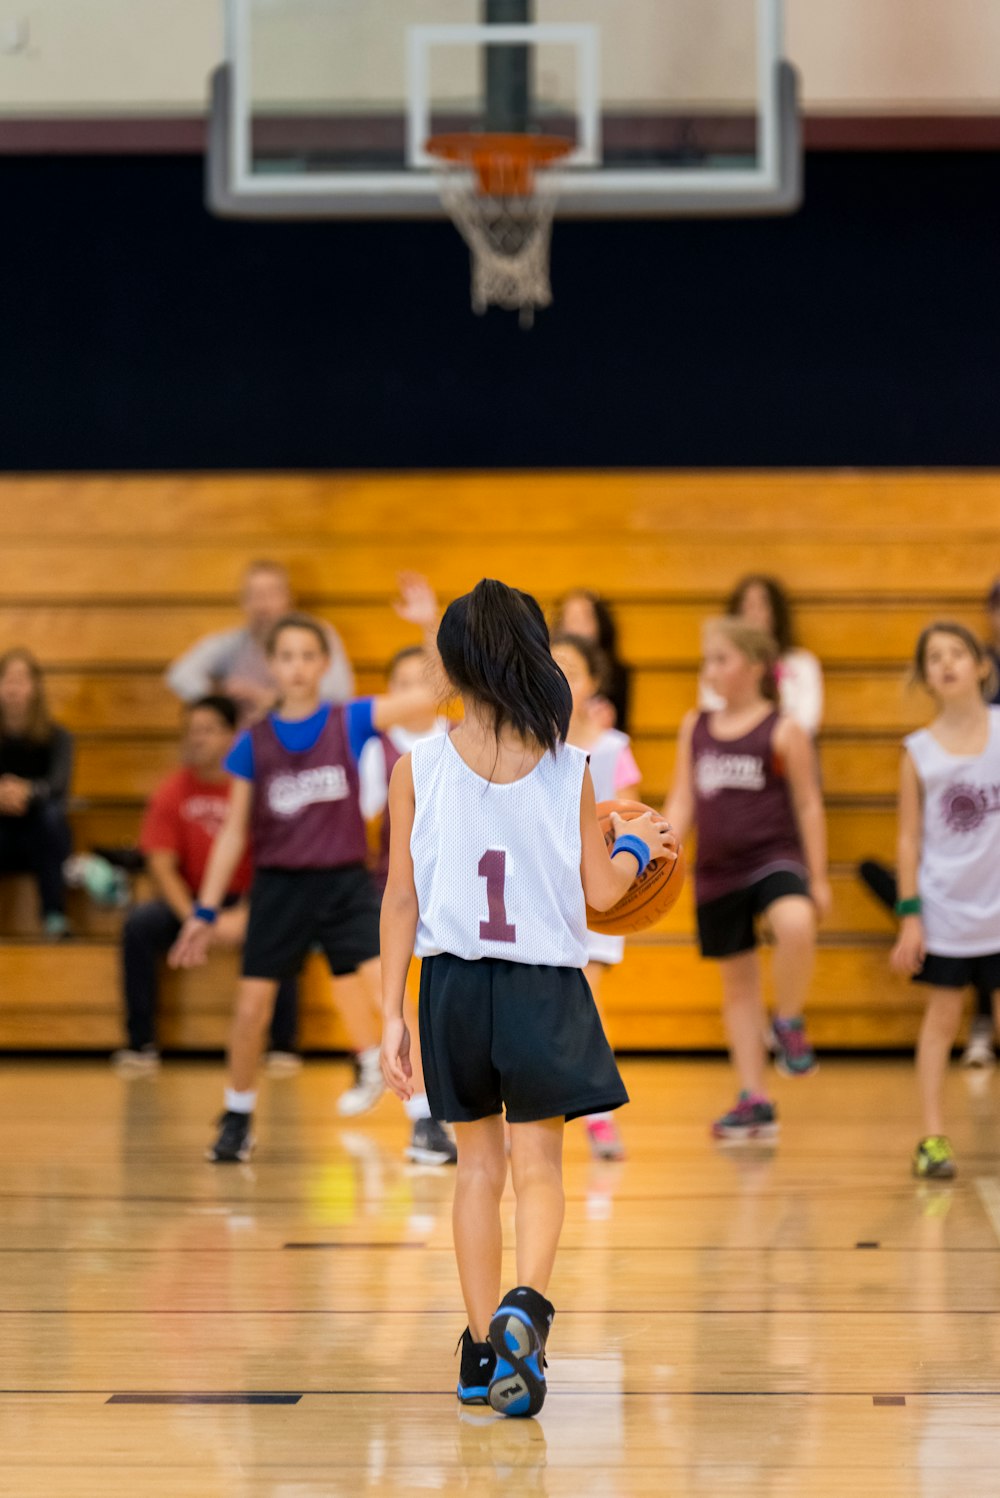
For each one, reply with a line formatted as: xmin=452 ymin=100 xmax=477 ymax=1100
xmin=358 ymin=1044 xmax=381 ymax=1070
xmin=404 ymin=1093 xmax=432 ymax=1122
xmin=587 ymin=1111 xmax=612 ymax=1124
xmin=225 ymin=1088 xmax=257 ymax=1114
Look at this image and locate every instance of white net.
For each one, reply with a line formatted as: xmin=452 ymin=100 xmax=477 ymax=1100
xmin=433 ymin=165 xmax=561 ymax=329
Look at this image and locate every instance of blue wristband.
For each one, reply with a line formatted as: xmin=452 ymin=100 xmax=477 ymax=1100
xmin=611 ymin=833 xmax=651 ymax=877
xmin=194 ymin=904 xmax=218 ymax=925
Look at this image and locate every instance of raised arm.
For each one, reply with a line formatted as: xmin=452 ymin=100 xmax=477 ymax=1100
xmin=580 ymin=765 xmax=677 ymax=913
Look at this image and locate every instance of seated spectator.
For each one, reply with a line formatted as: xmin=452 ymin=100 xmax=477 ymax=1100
xmin=701 ymin=574 xmax=824 ymax=735
xmin=0 ymin=648 xmax=73 ymax=939
xmin=112 ymin=695 xmax=298 ymax=1074
xmin=552 ymin=589 xmax=632 ymax=732
xmin=166 ymin=559 xmax=354 ymax=726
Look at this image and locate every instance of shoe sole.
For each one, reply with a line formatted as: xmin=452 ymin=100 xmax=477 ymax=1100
xmin=914 ymin=1162 xmax=957 ymax=1179
xmin=712 ymin=1123 xmax=780 ymax=1143
xmin=456 ymin=1386 xmax=491 ymax=1406
xmin=487 ymin=1308 xmax=546 ymax=1418
xmin=205 ymin=1135 xmax=255 ymax=1163
xmin=336 ymin=1089 xmax=385 ymax=1118
xmin=773 ymin=1058 xmax=819 ymax=1079
xmin=405 ymin=1146 xmax=457 ymax=1165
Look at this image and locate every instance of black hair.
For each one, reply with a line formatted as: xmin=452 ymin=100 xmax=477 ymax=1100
xmin=550 ymin=631 xmax=611 ymax=696
xmin=189 ymin=694 xmax=239 ymax=731
xmin=726 ymin=575 xmax=795 ymax=655
xmin=387 ymin=644 xmax=426 ymax=678
xmin=437 ymin=579 xmax=571 ymax=753
xmin=556 ymin=589 xmax=622 ymax=661
xmin=265 ymin=612 xmax=331 ymax=658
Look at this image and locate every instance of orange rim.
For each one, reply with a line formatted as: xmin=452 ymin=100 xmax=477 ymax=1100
xmin=425 ymin=132 xmax=573 ymax=196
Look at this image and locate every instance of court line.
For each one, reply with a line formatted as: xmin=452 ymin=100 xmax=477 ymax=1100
xmin=0 ymin=1244 xmax=994 ymax=1253
xmin=0 ymin=1388 xmax=997 ymax=1399
xmin=1 ymin=1308 xmax=998 ymax=1316
xmin=107 ymin=1393 xmax=301 ymax=1405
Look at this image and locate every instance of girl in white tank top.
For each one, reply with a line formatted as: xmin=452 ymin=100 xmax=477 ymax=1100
xmin=378 ymin=578 xmax=676 ymax=1418
xmin=890 ymin=621 xmax=1000 ymax=1181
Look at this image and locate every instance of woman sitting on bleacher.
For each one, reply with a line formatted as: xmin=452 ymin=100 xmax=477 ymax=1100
xmin=0 ymin=648 xmax=74 ymax=939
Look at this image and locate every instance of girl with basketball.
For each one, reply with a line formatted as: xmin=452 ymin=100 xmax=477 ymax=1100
xmin=378 ymin=579 xmax=676 ymax=1418
xmin=552 ymin=632 xmax=642 ymax=1162
xmin=889 ymin=622 xmax=1000 ymax=1180
xmin=169 ymin=595 xmax=442 ymax=1164
xmin=666 ymin=618 xmax=829 ymax=1142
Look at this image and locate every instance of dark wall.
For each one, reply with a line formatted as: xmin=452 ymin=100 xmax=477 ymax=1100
xmin=2 ymin=152 xmax=999 ymax=470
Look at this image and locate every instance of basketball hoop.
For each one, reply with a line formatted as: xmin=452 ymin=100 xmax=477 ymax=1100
xmin=425 ymin=133 xmax=573 ymax=329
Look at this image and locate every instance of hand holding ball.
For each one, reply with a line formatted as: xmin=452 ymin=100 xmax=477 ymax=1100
xmin=586 ymin=799 xmax=686 ymax=936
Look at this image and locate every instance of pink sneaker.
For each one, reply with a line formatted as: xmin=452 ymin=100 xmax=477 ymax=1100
xmin=586 ymin=1117 xmax=626 ymax=1161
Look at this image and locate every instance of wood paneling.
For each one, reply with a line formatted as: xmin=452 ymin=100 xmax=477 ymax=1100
xmin=0 ymin=469 xmax=991 ymax=1052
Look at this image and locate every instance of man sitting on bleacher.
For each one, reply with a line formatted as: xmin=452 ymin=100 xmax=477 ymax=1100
xmin=112 ymin=695 xmax=297 ymax=1073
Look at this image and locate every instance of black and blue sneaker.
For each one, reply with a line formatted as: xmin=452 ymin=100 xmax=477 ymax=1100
xmin=487 ymin=1286 xmax=554 ymax=1418
xmin=456 ymin=1328 xmax=496 ymax=1406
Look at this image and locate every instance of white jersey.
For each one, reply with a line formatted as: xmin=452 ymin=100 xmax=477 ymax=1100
xmin=905 ymin=707 xmax=1000 ymax=956
xmin=411 ymin=734 xmax=590 ymax=968
xmin=584 ymin=729 xmax=637 ymax=966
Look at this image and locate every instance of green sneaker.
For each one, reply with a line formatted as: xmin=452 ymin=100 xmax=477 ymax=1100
xmin=913 ymin=1135 xmax=956 ymax=1179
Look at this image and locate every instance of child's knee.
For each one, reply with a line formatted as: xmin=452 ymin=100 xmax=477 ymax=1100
xmin=458 ymin=1151 xmax=507 ymax=1199
xmin=236 ymin=984 xmax=275 ymax=1029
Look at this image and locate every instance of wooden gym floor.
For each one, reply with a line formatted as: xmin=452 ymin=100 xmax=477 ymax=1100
xmin=0 ymin=1055 xmax=998 ymax=1497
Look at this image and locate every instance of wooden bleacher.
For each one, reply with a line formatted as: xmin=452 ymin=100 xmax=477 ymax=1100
xmin=1 ymin=470 xmax=996 ymax=1052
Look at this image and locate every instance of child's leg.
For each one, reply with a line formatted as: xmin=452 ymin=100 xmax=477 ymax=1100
xmin=509 ymin=1117 xmax=566 ymax=1295
xmin=765 ymin=894 xmax=817 ymax=1020
xmin=917 ymin=986 xmax=966 ymax=1135
xmin=331 ymin=968 xmax=380 ymax=1052
xmin=452 ymin=1115 xmax=508 ymax=1340
xmin=229 ymin=978 xmax=280 ymax=1092
xmin=718 ymin=951 xmax=767 ymax=1094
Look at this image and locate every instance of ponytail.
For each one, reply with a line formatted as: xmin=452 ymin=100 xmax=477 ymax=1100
xmin=437 ymin=579 xmax=571 ymax=753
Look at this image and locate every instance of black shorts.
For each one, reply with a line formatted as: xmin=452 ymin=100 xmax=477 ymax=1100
xmin=696 ymin=869 xmax=811 ymax=959
xmin=913 ymin=950 xmax=1000 ymax=991
xmin=418 ymin=953 xmax=629 ymax=1125
xmin=241 ymin=864 xmax=380 ymax=981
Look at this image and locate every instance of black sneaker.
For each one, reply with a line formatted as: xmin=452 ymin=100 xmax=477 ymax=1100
xmin=456 ymin=1328 xmax=496 ymax=1406
xmin=406 ymin=1117 xmax=457 ymax=1165
xmin=206 ymin=1110 xmax=254 ymax=1163
xmin=487 ymin=1286 xmax=554 ymax=1418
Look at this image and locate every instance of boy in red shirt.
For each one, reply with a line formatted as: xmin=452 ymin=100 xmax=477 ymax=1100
xmin=112 ymin=695 xmax=297 ymax=1072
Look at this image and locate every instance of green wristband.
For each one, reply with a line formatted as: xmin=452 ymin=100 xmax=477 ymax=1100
xmin=894 ymin=897 xmax=922 ymax=917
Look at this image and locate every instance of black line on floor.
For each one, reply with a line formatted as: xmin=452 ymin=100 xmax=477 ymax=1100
xmin=106 ymin=1393 xmax=302 ymax=1405
xmin=283 ymin=1242 xmax=426 ymax=1250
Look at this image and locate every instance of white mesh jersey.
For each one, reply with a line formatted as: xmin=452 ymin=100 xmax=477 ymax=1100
xmin=905 ymin=707 xmax=1000 ymax=956
xmin=410 ymin=734 xmax=590 ymax=968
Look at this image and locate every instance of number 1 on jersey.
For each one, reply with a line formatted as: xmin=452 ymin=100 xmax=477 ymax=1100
xmin=478 ymin=849 xmax=516 ymax=943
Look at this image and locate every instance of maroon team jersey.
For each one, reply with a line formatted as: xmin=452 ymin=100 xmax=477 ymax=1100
xmin=249 ymin=707 xmax=368 ymax=870
xmin=691 ymin=710 xmax=806 ymax=903
xmin=371 ymin=733 xmax=403 ymax=895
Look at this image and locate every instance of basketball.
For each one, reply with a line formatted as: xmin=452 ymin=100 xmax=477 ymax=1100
xmin=586 ymin=798 xmax=686 ymax=936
